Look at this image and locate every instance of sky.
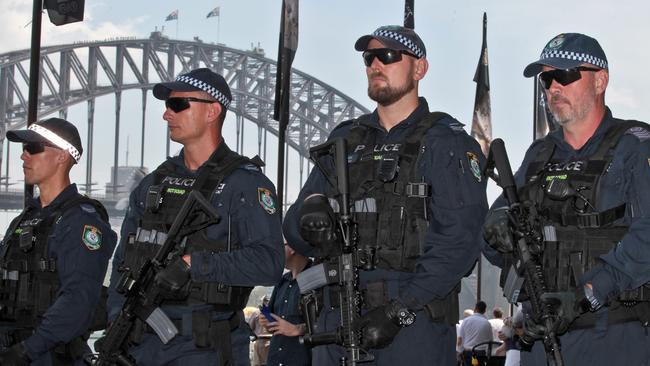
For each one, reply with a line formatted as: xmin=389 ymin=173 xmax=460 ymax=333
xmin=1 ymin=0 xmax=649 ymax=310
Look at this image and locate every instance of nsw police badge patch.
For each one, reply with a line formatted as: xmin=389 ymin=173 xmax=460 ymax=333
xmin=82 ymin=225 xmax=102 ymax=250
xmin=258 ymin=188 xmax=277 ymax=214
xmin=466 ymin=152 xmax=482 ymax=182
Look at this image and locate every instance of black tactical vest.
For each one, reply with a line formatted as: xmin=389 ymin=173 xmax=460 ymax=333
xmin=0 ymin=195 xmax=108 ymax=328
xmin=519 ymin=120 xmax=650 ymax=301
xmin=341 ymin=112 xmax=448 ymax=272
xmin=121 ymin=145 xmax=262 ymax=311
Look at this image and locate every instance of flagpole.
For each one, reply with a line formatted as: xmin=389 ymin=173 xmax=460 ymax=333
xmin=176 ymin=16 xmax=179 ymax=39
xmin=217 ymin=15 xmax=220 ymax=44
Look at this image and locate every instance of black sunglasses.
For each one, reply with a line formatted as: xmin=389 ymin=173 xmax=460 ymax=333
xmin=165 ymin=97 xmax=216 ymax=113
xmin=539 ymin=66 xmax=601 ymax=89
xmin=22 ymin=142 xmax=57 ymax=155
xmin=362 ymin=48 xmax=417 ymax=67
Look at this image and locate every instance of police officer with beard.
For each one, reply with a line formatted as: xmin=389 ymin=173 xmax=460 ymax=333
xmin=283 ymin=25 xmax=488 ymax=365
xmin=106 ymin=68 xmax=284 ymax=365
xmin=0 ymin=118 xmax=116 ymax=365
xmin=483 ymin=33 xmax=650 ymax=366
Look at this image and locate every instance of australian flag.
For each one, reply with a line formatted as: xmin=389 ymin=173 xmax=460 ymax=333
xmin=471 ymin=12 xmax=492 ymax=157
xmin=165 ymin=10 xmax=178 ymax=21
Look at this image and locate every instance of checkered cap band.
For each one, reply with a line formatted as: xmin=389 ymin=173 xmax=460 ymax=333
xmin=373 ymin=29 xmax=425 ymax=58
xmin=540 ymin=49 xmax=608 ymax=69
xmin=175 ymin=75 xmax=231 ymax=108
xmin=28 ymin=124 xmax=81 ymax=163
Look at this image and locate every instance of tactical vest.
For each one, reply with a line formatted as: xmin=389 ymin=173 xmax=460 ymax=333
xmin=342 ymin=112 xmax=448 ymax=272
xmin=0 ymin=195 xmax=108 ymax=328
xmin=121 ymin=145 xmax=262 ymax=311
xmin=519 ymin=120 xmax=650 ymax=301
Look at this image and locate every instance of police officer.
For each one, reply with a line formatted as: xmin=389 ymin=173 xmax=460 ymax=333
xmin=106 ymin=68 xmax=284 ymax=365
xmin=259 ymin=241 xmax=312 ymax=366
xmin=0 ymin=118 xmax=116 ymax=365
xmin=283 ymin=25 xmax=488 ymax=365
xmin=483 ymin=33 xmax=650 ymax=365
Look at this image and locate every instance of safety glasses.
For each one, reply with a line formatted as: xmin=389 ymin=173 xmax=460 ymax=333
xmin=539 ymin=67 xmax=600 ymax=89
xmin=362 ymin=48 xmax=417 ymax=67
xmin=165 ymin=97 xmax=216 ymax=113
xmin=22 ymin=142 xmax=57 ymax=155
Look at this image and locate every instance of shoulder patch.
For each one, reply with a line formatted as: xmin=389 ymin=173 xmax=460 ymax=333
xmin=242 ymin=163 xmax=261 ymax=171
xmin=257 ymin=188 xmax=277 ymax=214
xmin=82 ymin=225 xmax=102 ymax=250
xmin=625 ymin=126 xmax=650 ymax=142
xmin=80 ymin=203 xmax=97 ymax=213
xmin=466 ymin=152 xmax=482 ymax=182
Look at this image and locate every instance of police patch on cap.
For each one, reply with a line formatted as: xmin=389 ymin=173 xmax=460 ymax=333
xmin=82 ymin=225 xmax=102 ymax=250
xmin=466 ymin=152 xmax=482 ymax=182
xmin=258 ymin=188 xmax=277 ymax=215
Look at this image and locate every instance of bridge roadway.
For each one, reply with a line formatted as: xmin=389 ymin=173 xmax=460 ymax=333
xmin=0 ymin=189 xmax=127 ymax=217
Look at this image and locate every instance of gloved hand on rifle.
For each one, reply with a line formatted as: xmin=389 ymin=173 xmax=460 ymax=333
xmin=299 ymin=194 xmax=339 ymax=256
xmin=483 ymin=207 xmax=514 ymax=253
xmin=154 ymin=256 xmax=191 ymax=299
xmin=0 ymin=343 xmax=31 ymax=366
xmin=356 ymin=300 xmax=415 ymax=349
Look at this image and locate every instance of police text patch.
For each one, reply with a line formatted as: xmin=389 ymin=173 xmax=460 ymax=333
xmin=82 ymin=225 xmax=102 ymax=250
xmin=258 ymin=188 xmax=277 ymax=215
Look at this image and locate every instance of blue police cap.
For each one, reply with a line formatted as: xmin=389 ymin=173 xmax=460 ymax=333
xmin=355 ymin=25 xmax=426 ymax=59
xmin=524 ymin=33 xmax=608 ymax=77
xmin=153 ymin=68 xmax=232 ymax=109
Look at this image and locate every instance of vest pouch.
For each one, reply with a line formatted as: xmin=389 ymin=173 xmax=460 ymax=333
xmin=19 ymin=227 xmax=35 ymax=252
xmin=375 ymin=206 xmax=406 ymax=270
xmin=145 ymin=185 xmax=165 ymax=213
xmin=424 ymin=284 xmax=460 ymax=326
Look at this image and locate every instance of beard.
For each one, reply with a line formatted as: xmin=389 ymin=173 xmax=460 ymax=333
xmin=367 ymin=73 xmax=415 ymax=106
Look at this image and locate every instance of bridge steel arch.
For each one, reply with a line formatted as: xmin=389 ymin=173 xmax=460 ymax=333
xmin=0 ymin=33 xmax=370 ymax=207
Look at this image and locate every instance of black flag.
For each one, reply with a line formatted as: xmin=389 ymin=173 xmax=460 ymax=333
xmin=471 ymin=12 xmax=492 ymax=157
xmin=404 ymin=0 xmax=415 ymax=29
xmin=43 ymin=0 xmax=84 ymax=26
xmin=274 ymin=0 xmax=299 ymax=213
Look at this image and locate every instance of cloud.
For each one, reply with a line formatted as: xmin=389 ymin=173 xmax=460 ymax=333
xmin=0 ymin=0 xmax=146 ymax=54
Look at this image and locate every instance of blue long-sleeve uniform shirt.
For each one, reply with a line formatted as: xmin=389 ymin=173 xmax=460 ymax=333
xmin=284 ymin=98 xmax=488 ymax=310
xmin=108 ymin=143 xmax=284 ymax=321
xmin=266 ymin=265 xmax=312 ymax=366
xmin=483 ymin=108 xmax=650 ymax=302
xmin=0 ymin=184 xmax=116 ymax=360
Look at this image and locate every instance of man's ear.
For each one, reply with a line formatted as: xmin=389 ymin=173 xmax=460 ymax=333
xmin=413 ymin=57 xmax=428 ymax=81
xmin=594 ymin=69 xmax=609 ymax=95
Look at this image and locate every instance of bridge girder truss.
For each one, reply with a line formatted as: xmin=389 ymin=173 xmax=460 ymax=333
xmin=0 ymin=34 xmax=370 ymax=158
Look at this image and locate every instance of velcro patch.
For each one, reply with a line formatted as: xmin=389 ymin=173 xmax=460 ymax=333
xmin=82 ymin=225 xmax=102 ymax=250
xmin=626 ymin=127 xmax=650 ymax=142
xmin=258 ymin=188 xmax=277 ymax=215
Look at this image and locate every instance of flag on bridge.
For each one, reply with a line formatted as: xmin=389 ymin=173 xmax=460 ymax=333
xmin=165 ymin=10 xmax=178 ymax=21
xmin=471 ymin=12 xmax=492 ymax=157
xmin=403 ymin=0 xmax=415 ymax=29
xmin=533 ymin=76 xmax=556 ymax=139
xmin=207 ymin=6 xmax=220 ymax=18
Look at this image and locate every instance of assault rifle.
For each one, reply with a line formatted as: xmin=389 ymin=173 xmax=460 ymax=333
xmin=485 ymin=139 xmax=565 ymax=366
xmin=88 ymin=190 xmax=219 ymax=366
xmin=296 ymin=137 xmax=374 ymax=366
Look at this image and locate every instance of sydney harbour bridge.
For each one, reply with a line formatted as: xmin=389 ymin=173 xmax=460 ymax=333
xmin=0 ymin=31 xmax=370 ymax=216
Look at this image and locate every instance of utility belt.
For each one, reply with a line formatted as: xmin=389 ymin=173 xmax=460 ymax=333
xmin=570 ymin=301 xmax=650 ymax=330
xmin=325 ymin=280 xmax=460 ymax=326
xmin=139 ymin=310 xmax=242 ymax=366
xmin=164 ymin=283 xmax=251 ymax=310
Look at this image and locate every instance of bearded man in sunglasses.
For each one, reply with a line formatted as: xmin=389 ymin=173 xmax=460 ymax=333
xmin=106 ymin=68 xmax=283 ymax=365
xmin=0 ymin=118 xmax=116 ymax=365
xmin=483 ymin=33 xmax=650 ymax=366
xmin=283 ymin=25 xmax=488 ymax=365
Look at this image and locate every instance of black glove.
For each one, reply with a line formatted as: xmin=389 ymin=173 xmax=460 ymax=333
xmin=94 ymin=335 xmax=106 ymax=353
xmin=357 ymin=301 xmax=413 ymax=349
xmin=0 ymin=343 xmax=31 ymax=366
xmin=154 ymin=256 xmax=191 ymax=298
xmin=299 ymin=194 xmax=338 ymax=250
xmin=483 ymin=207 xmax=514 ymax=253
